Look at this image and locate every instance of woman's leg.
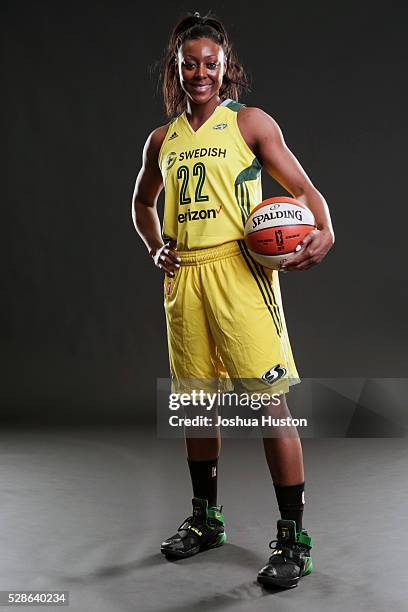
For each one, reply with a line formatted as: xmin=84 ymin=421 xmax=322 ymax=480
xmin=261 ymin=394 xmax=305 ymax=531
xmin=184 ymin=405 xmax=221 ymax=508
xmin=185 ymin=431 xmax=221 ymax=461
xmin=161 ymin=407 xmax=226 ymax=559
xmin=261 ymin=394 xmax=304 ymax=484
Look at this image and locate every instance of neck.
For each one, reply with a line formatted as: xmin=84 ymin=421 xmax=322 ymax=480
xmin=185 ymin=95 xmax=222 ymax=122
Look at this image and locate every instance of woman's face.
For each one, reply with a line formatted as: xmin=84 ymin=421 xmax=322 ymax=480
xmin=177 ymin=37 xmax=226 ymax=105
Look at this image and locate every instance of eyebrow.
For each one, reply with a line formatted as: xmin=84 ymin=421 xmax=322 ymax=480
xmin=183 ymin=54 xmax=218 ymax=60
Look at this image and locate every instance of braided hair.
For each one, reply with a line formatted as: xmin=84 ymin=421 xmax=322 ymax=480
xmin=161 ymin=11 xmax=249 ymax=118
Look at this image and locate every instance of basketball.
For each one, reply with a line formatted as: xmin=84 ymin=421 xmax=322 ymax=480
xmin=244 ymin=196 xmax=316 ymax=269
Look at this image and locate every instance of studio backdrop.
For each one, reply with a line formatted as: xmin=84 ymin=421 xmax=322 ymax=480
xmin=2 ymin=1 xmax=407 ymax=424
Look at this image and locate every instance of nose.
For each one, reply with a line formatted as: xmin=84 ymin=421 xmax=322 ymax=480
xmin=194 ymin=62 xmax=207 ymax=79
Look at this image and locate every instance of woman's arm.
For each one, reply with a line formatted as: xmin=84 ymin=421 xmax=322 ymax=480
xmin=238 ymin=107 xmax=335 ymax=271
xmin=132 ymin=126 xmax=180 ymax=276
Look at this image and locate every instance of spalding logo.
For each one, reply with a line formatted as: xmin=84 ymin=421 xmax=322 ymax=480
xmin=261 ymin=364 xmax=287 ymax=385
xmin=252 ymin=208 xmax=303 ymax=229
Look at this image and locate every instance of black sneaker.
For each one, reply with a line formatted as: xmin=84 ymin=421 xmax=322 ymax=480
xmin=160 ymin=497 xmax=226 ymax=559
xmin=257 ymin=519 xmax=313 ymax=589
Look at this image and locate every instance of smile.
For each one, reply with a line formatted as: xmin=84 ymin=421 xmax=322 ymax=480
xmin=191 ymin=84 xmax=212 ymax=91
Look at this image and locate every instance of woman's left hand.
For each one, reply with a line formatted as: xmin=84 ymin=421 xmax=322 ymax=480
xmin=280 ymin=228 xmax=335 ymax=272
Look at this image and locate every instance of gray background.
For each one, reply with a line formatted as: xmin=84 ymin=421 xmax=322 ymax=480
xmin=0 ymin=429 xmax=407 ymax=612
xmin=2 ymin=4 xmax=408 ymax=612
xmin=2 ymin=0 xmax=407 ymax=423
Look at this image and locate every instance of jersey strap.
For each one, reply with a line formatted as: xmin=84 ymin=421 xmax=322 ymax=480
xmin=221 ymin=98 xmax=246 ymax=112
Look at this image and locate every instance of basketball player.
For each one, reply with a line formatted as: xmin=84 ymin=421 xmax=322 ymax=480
xmin=132 ymin=12 xmax=334 ymax=589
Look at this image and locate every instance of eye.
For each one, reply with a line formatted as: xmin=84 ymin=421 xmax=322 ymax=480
xmin=207 ymin=62 xmax=219 ymax=70
xmin=182 ymin=61 xmax=196 ymax=69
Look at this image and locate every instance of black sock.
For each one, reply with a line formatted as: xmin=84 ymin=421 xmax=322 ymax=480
xmin=187 ymin=458 xmax=218 ymax=508
xmin=273 ymin=482 xmax=305 ymax=532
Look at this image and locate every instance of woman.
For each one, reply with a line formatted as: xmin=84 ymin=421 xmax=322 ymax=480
xmin=132 ymin=11 xmax=334 ymax=589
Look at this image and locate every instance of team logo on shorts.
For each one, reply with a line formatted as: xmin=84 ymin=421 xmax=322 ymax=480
xmin=261 ymin=364 xmax=287 ymax=385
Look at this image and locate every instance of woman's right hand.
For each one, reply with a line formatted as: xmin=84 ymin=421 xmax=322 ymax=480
xmin=151 ymin=241 xmax=181 ymax=277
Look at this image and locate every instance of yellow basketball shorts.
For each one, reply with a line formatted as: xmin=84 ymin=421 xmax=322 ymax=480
xmin=163 ymin=240 xmax=300 ymax=396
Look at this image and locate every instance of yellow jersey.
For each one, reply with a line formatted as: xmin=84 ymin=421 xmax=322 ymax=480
xmin=158 ymin=98 xmax=263 ymax=250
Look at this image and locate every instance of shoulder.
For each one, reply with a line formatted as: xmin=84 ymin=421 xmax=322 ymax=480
xmin=143 ymin=123 xmax=171 ymax=162
xmin=238 ymin=106 xmax=282 ymax=136
xmin=236 ymin=106 xmax=283 ymax=153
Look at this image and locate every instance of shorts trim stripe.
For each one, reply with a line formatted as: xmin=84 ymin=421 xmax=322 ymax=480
xmin=237 ymin=241 xmax=281 ymax=336
xmin=251 ymin=254 xmax=283 ymax=334
xmin=241 ymin=242 xmax=283 ymax=335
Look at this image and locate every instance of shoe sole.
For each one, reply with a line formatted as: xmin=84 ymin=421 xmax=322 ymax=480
xmin=257 ymin=559 xmax=313 ymax=589
xmin=161 ymin=532 xmax=227 ymax=559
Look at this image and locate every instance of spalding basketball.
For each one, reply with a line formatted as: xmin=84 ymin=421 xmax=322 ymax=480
xmin=244 ymin=196 xmax=316 ymax=269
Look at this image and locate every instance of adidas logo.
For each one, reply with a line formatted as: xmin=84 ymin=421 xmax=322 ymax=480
xmin=213 ymin=122 xmax=227 ymax=130
xmin=168 ymin=131 xmax=178 ymax=140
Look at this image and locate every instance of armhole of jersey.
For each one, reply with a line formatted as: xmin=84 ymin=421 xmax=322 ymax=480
xmin=157 ymin=120 xmax=175 ymax=169
xmin=227 ymin=105 xmax=263 ymax=168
